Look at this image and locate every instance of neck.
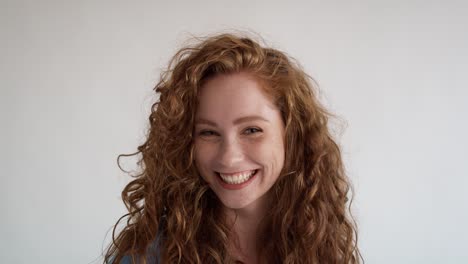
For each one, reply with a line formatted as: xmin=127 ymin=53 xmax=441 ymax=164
xmin=224 ymin=191 xmax=272 ymax=263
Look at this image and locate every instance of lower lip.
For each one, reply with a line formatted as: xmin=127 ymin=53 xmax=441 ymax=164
xmin=216 ymin=170 xmax=258 ymax=190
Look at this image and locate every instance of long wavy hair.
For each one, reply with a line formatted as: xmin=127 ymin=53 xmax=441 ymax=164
xmin=104 ymin=32 xmax=362 ymax=264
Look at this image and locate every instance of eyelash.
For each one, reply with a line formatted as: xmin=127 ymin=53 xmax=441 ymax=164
xmin=198 ymin=127 xmax=262 ymax=137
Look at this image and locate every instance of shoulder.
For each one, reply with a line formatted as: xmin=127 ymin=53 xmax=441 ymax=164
xmin=108 ymin=254 xmax=157 ymax=264
xmin=106 ymin=255 xmax=133 ymax=264
xmin=116 ymin=255 xmax=133 ymax=264
xmin=108 ymin=232 xmax=163 ymax=264
xmin=109 ymin=216 xmax=166 ymax=263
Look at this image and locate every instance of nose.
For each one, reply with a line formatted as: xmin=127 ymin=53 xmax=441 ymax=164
xmin=217 ymin=137 xmax=244 ymax=169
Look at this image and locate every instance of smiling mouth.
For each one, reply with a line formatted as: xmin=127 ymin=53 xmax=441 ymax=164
xmin=216 ymin=169 xmax=258 ymax=185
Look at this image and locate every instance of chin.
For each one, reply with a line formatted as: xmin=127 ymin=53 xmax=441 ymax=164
xmin=222 ymin=202 xmax=249 ymax=210
xmin=217 ymin=195 xmax=255 ymax=210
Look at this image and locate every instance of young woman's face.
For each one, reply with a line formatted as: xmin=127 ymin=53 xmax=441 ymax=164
xmin=194 ymin=72 xmax=285 ymax=210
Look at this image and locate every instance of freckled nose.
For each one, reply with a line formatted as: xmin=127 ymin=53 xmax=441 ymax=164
xmin=217 ymin=139 xmax=244 ymax=168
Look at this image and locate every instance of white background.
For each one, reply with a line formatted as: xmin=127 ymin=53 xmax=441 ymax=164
xmin=1 ymin=0 xmax=467 ymax=263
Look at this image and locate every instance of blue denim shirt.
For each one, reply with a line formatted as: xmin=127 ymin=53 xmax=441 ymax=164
xmin=118 ymin=252 xmax=158 ymax=264
xmin=110 ymin=230 xmax=163 ymax=263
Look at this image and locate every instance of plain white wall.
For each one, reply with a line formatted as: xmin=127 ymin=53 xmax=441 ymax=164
xmin=1 ymin=0 xmax=467 ymax=263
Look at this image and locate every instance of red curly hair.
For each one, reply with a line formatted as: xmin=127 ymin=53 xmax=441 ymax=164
xmin=104 ymin=32 xmax=362 ymax=264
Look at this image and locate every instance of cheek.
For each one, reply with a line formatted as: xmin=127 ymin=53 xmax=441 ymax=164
xmin=248 ymin=146 xmax=277 ymax=172
xmin=266 ymin=137 xmax=285 ymax=175
xmin=193 ymin=142 xmax=202 ymax=169
xmin=194 ymin=141 xmax=214 ymax=174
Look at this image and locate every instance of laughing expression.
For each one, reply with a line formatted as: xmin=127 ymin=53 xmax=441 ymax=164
xmin=193 ymin=72 xmax=285 ymax=210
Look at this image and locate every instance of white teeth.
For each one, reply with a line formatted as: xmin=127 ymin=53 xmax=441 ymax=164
xmin=219 ymin=170 xmax=256 ymax=184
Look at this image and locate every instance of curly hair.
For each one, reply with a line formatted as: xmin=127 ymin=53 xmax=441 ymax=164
xmin=104 ymin=32 xmax=362 ymax=264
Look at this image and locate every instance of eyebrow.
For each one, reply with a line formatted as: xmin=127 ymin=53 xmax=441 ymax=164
xmin=195 ymin=115 xmax=270 ymax=127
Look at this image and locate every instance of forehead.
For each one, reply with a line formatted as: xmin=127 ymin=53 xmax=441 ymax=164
xmin=196 ymin=73 xmax=277 ymax=121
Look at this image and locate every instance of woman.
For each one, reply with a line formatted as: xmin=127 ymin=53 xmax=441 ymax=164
xmin=105 ymin=33 xmax=361 ymax=264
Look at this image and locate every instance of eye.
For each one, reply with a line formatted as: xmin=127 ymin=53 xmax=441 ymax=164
xmin=244 ymin=127 xmax=262 ymax=135
xmin=198 ymin=130 xmax=218 ymax=137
